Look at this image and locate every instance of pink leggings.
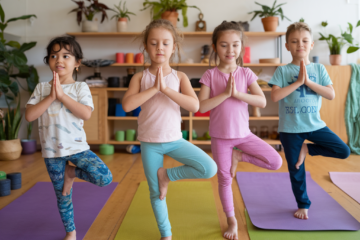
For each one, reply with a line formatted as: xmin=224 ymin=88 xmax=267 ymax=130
xmin=211 ymin=133 xmax=282 ymax=218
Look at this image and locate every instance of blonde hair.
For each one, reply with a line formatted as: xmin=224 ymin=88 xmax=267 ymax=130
xmin=211 ymin=21 xmax=246 ymax=67
xmin=140 ymin=19 xmax=183 ymax=64
xmin=286 ymin=22 xmax=312 ymax=43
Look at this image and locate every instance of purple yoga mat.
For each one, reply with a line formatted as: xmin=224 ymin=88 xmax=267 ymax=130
xmin=330 ymin=172 xmax=360 ymax=204
xmin=236 ymin=172 xmax=360 ymax=230
xmin=0 ymin=182 xmax=118 ymax=240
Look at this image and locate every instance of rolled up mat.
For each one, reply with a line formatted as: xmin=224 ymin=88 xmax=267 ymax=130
xmin=245 ymin=209 xmax=360 ymax=240
xmin=329 ymin=172 xmax=360 ymax=204
xmin=115 ymin=181 xmax=222 ymax=240
xmin=236 ymin=172 xmax=360 ymax=230
xmin=99 ymin=144 xmax=114 ymax=155
xmin=0 ymin=171 xmax=6 ymax=180
xmin=7 ymin=172 xmax=21 ymax=190
xmin=125 ymin=129 xmax=136 ymax=141
xmin=0 ymin=182 xmax=118 ymax=240
xmin=0 ymin=179 xmax=11 ymax=197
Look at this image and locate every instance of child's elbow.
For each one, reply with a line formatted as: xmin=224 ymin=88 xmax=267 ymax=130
xmin=191 ymin=102 xmax=200 ymax=113
xmin=329 ymin=92 xmax=335 ymax=100
xmin=25 ymin=111 xmax=33 ymax=122
xmin=122 ymin=103 xmax=131 ymax=113
xmin=260 ymin=99 xmax=267 ymax=108
xmin=270 ymin=93 xmax=279 ymax=103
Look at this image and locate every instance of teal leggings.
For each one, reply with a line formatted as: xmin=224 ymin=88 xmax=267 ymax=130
xmin=140 ymin=138 xmax=217 ymax=237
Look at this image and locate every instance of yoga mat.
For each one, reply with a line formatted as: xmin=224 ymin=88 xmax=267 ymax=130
xmin=245 ymin=209 xmax=360 ymax=240
xmin=0 ymin=182 xmax=118 ymax=240
xmin=236 ymin=172 xmax=360 ymax=231
xmin=115 ymin=181 xmax=222 ymax=240
xmin=330 ymin=172 xmax=360 ymax=204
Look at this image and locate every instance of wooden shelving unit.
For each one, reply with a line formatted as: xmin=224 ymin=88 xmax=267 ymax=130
xmin=81 ymin=31 xmax=285 ymax=147
xmin=67 ymin=32 xmax=286 ymax=37
xmin=110 ymin=63 xmax=286 ymax=67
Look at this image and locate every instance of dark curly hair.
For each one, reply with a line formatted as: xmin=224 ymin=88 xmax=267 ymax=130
xmin=44 ymin=36 xmax=83 ymax=80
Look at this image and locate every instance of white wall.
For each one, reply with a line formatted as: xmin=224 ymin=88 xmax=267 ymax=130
xmin=1 ymin=0 xmax=359 ymax=141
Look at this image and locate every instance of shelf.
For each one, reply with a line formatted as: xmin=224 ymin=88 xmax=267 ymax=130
xmin=192 ymin=116 xmax=279 ymax=120
xmin=107 ymin=139 xmax=280 ymax=145
xmin=109 ymin=63 xmax=285 ymax=67
xmin=191 ymin=140 xmax=212 ymax=145
xmin=107 ymin=116 xmax=190 ymax=120
xmin=105 ymin=87 xmax=271 ymax=92
xmin=108 ymin=140 xmax=140 ymax=145
xmin=67 ymin=32 xmax=286 ymax=37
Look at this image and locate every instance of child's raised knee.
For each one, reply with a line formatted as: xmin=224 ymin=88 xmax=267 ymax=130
xmin=99 ymin=172 xmax=113 ymax=187
xmin=203 ymin=160 xmax=217 ymax=179
xmin=338 ymin=145 xmax=350 ymax=159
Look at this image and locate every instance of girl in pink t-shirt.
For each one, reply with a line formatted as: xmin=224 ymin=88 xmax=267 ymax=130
xmin=199 ymin=21 xmax=282 ymax=240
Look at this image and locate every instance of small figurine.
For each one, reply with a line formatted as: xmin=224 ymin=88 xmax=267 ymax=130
xmin=195 ymin=13 xmax=206 ymax=32
xmin=200 ymin=45 xmax=210 ymax=64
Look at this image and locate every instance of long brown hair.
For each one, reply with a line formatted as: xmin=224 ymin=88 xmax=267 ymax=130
xmin=210 ymin=21 xmax=246 ymax=67
xmin=139 ymin=19 xmax=183 ymax=65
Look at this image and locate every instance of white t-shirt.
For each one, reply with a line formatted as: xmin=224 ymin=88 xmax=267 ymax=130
xmin=26 ymin=82 xmax=94 ymax=158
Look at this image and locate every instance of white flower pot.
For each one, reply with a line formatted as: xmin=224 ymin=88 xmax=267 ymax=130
xmin=82 ymin=20 xmax=98 ymax=32
xmin=117 ymin=19 xmax=128 ymax=32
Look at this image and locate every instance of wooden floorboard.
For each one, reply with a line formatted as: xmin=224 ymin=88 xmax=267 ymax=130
xmin=0 ymin=151 xmax=359 ymax=240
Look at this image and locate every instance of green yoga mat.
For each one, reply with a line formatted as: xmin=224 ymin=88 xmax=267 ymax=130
xmin=115 ymin=181 xmax=222 ymax=240
xmin=245 ymin=209 xmax=360 ymax=240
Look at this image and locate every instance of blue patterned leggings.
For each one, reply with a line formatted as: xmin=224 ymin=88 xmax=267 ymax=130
xmin=44 ymin=150 xmax=113 ymax=232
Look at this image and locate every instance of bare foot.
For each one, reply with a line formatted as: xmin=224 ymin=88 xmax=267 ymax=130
xmin=294 ymin=208 xmax=309 ymax=220
xmin=63 ymin=230 xmax=76 ymax=240
xmin=296 ymin=143 xmax=308 ymax=169
xmin=231 ymin=149 xmax=242 ymax=178
xmin=224 ymin=216 xmax=238 ymax=240
xmin=160 ymin=236 xmax=172 ymax=240
xmin=157 ymin=167 xmax=170 ymax=201
xmin=62 ymin=164 xmax=76 ymax=196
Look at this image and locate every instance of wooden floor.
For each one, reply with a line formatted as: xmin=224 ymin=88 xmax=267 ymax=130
xmin=1 ymin=150 xmax=360 ymax=240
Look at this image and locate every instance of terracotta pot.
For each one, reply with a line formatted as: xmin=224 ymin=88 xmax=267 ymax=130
xmin=117 ymin=18 xmax=128 ymax=32
xmin=261 ymin=16 xmax=278 ymax=32
xmin=161 ymin=11 xmax=179 ymax=27
xmin=329 ymin=54 xmax=342 ymax=65
xmin=82 ymin=20 xmax=98 ymax=32
xmin=0 ymin=139 xmax=22 ymax=161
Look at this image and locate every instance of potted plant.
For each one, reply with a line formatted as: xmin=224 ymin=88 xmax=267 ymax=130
xmin=0 ymin=100 xmax=22 ymax=161
xmin=111 ymin=1 xmax=136 ymax=32
xmin=21 ymin=122 xmax=37 ymax=155
xmin=248 ymin=0 xmax=290 ymax=32
xmin=141 ymin=0 xmax=201 ymax=27
xmin=0 ymin=4 xmax=39 ymax=104
xmin=319 ymin=21 xmax=360 ymax=65
xmin=69 ymin=0 xmax=113 ymax=32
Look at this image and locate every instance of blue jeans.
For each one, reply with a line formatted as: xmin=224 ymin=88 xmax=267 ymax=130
xmin=44 ymin=150 xmax=113 ymax=232
xmin=280 ymin=126 xmax=350 ymax=209
xmin=140 ymin=138 xmax=217 ymax=237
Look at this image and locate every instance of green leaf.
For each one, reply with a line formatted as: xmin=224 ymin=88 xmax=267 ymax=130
xmin=347 ymin=46 xmax=359 ymax=54
xmin=342 ymin=32 xmax=353 ymax=44
xmin=12 ymin=49 xmax=27 ymax=66
xmin=0 ymin=23 xmax=7 ymax=31
xmin=0 ymin=4 xmax=5 ymax=23
xmin=26 ymin=66 xmax=39 ymax=93
xmin=181 ymin=6 xmax=188 ymax=27
xmin=19 ymin=42 xmax=36 ymax=52
xmin=0 ymin=69 xmax=11 ymax=85
xmin=8 ymin=81 xmax=19 ymax=96
xmin=0 ymin=39 xmax=5 ymax=51
xmin=5 ymin=40 xmax=21 ymax=49
xmin=348 ymin=22 xmax=353 ymax=34
xmin=321 ymin=21 xmax=328 ymax=27
xmin=6 ymin=14 xmax=36 ymax=23
xmin=357 ymin=20 xmax=360 ymax=27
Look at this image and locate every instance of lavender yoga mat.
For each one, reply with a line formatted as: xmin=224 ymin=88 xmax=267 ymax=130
xmin=236 ymin=172 xmax=360 ymax=231
xmin=0 ymin=182 xmax=118 ymax=240
xmin=330 ymin=172 xmax=360 ymax=204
